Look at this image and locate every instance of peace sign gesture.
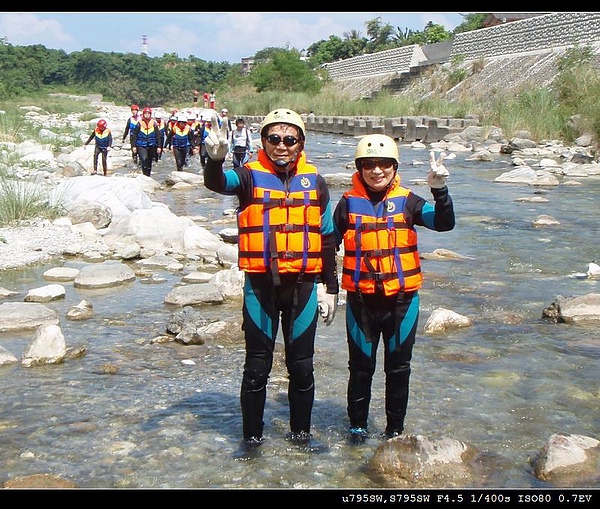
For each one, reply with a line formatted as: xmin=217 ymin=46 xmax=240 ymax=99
xmin=428 ymin=150 xmax=450 ymax=189
xmin=203 ymin=108 xmax=230 ymax=161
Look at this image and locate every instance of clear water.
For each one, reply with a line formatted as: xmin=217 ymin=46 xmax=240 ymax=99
xmin=0 ymin=132 xmax=599 ymax=489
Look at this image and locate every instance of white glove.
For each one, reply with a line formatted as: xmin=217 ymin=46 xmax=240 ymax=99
xmin=316 ymin=283 xmax=338 ymax=326
xmin=204 ymin=109 xmax=229 ymax=161
xmin=428 ymin=150 xmax=450 ymax=189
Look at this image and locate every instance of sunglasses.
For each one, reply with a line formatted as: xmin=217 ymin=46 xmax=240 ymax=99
xmin=265 ymin=134 xmax=299 ymax=147
xmin=360 ymin=159 xmax=395 ymax=171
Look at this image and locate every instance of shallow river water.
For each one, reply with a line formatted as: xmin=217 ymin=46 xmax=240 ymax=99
xmin=0 ymin=131 xmax=599 ymax=492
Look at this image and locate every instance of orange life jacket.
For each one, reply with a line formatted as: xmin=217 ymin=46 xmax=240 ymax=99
xmin=342 ymin=172 xmax=422 ymax=296
xmin=237 ymin=150 xmax=323 ymax=276
xmin=138 ymin=119 xmax=157 ymax=136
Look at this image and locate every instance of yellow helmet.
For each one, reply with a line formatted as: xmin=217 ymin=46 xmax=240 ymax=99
xmin=355 ymin=134 xmax=399 ymax=165
xmin=260 ymin=108 xmax=305 ymax=139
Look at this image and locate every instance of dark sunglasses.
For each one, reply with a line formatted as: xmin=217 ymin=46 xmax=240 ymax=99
xmin=265 ymin=134 xmax=299 ymax=147
xmin=360 ymin=159 xmax=395 ymax=171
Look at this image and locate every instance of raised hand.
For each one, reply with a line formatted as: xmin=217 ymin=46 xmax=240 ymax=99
xmin=428 ymin=150 xmax=450 ymax=189
xmin=203 ymin=109 xmax=229 ymax=161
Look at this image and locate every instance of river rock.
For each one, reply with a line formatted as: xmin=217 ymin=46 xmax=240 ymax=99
xmin=164 ymin=283 xmax=224 ymax=306
xmin=542 ymin=293 xmax=600 ymax=323
xmin=66 ymin=300 xmax=94 ymax=321
xmin=0 ymin=345 xmax=18 ymax=365
xmin=531 ymin=433 xmax=600 ymax=483
xmin=43 ymin=267 xmax=80 ymax=281
xmin=423 ymin=308 xmax=472 ymax=334
xmin=21 ymin=324 xmax=66 ymax=367
xmin=24 ymin=284 xmax=66 ymax=302
xmin=73 ymin=261 xmax=136 ymax=289
xmin=367 ymin=433 xmax=477 ymax=488
xmin=0 ymin=302 xmax=59 ymax=332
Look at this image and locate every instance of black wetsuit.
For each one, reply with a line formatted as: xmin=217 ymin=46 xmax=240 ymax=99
xmin=204 ymin=153 xmax=338 ymax=441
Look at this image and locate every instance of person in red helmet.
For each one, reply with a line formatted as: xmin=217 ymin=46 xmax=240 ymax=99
xmin=123 ymin=104 xmax=140 ymax=166
xmin=84 ymin=119 xmax=113 ymax=175
xmin=130 ymin=107 xmax=164 ymax=176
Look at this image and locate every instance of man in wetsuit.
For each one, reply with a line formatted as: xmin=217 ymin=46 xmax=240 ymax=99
xmin=203 ymin=108 xmax=339 ymax=451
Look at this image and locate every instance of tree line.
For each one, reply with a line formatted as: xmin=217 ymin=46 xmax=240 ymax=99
xmin=0 ymin=14 xmax=485 ymax=107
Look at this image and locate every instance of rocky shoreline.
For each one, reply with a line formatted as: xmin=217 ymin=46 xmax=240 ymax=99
xmin=0 ymin=221 xmax=101 ymax=271
xmin=1 ymin=93 xmax=599 ymax=276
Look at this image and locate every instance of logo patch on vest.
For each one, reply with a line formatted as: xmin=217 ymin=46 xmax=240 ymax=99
xmin=387 ymin=200 xmax=396 ymax=213
xmin=300 ymin=177 xmax=311 ymax=189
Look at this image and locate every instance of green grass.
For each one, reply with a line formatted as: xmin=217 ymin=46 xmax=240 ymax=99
xmin=0 ymin=178 xmax=63 ymax=227
xmin=0 ymin=93 xmax=91 ymax=226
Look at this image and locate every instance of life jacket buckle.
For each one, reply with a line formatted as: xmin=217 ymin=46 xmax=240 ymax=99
xmin=276 ymin=223 xmax=296 ymax=233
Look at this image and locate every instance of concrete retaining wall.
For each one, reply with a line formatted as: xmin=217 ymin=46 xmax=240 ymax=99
xmin=323 ymin=12 xmax=600 ymax=81
xmin=301 ymin=12 xmax=600 ymax=141
xmin=323 ymin=45 xmax=427 ymax=79
xmin=450 ymin=12 xmax=600 ymax=61
xmin=243 ymin=114 xmax=479 ymax=142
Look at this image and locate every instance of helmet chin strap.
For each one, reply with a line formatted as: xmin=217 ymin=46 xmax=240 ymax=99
xmin=272 ymin=149 xmax=300 ymax=170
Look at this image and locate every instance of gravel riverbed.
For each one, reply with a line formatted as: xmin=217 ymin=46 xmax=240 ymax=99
xmin=0 ymin=223 xmax=100 ymax=272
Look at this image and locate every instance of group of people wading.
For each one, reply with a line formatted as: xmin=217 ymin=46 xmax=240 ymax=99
xmin=86 ymin=103 xmax=456 ymax=455
xmin=87 ymin=103 xmax=251 ymax=177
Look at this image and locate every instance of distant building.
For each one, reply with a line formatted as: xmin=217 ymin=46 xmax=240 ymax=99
xmin=241 ymin=57 xmax=254 ymax=76
xmin=482 ymin=13 xmax=549 ymax=27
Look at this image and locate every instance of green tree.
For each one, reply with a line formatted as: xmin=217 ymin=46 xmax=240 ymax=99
xmin=250 ymin=48 xmax=321 ymax=94
xmin=365 ymin=17 xmax=396 ymax=53
xmin=306 ymin=35 xmax=367 ymax=67
xmin=393 ymin=27 xmax=419 ymax=46
xmin=453 ymin=13 xmax=487 ymax=34
xmin=422 ymin=21 xmax=452 ymax=43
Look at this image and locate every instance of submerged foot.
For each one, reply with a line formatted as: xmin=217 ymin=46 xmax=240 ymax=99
xmin=347 ymin=427 xmax=370 ymax=445
xmin=233 ymin=436 xmax=264 ymax=461
xmin=285 ymin=431 xmax=328 ymax=453
xmin=382 ymin=430 xmax=403 ymax=440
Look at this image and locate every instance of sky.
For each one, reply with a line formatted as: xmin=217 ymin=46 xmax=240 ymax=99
xmin=0 ymin=12 xmax=468 ymax=64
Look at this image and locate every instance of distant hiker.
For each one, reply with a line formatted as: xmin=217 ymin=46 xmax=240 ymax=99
xmin=229 ymin=118 xmax=253 ymax=168
xmin=84 ymin=119 xmax=113 ymax=176
xmin=122 ymin=104 xmax=140 ymax=165
xmin=130 ymin=107 xmax=164 ymax=177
